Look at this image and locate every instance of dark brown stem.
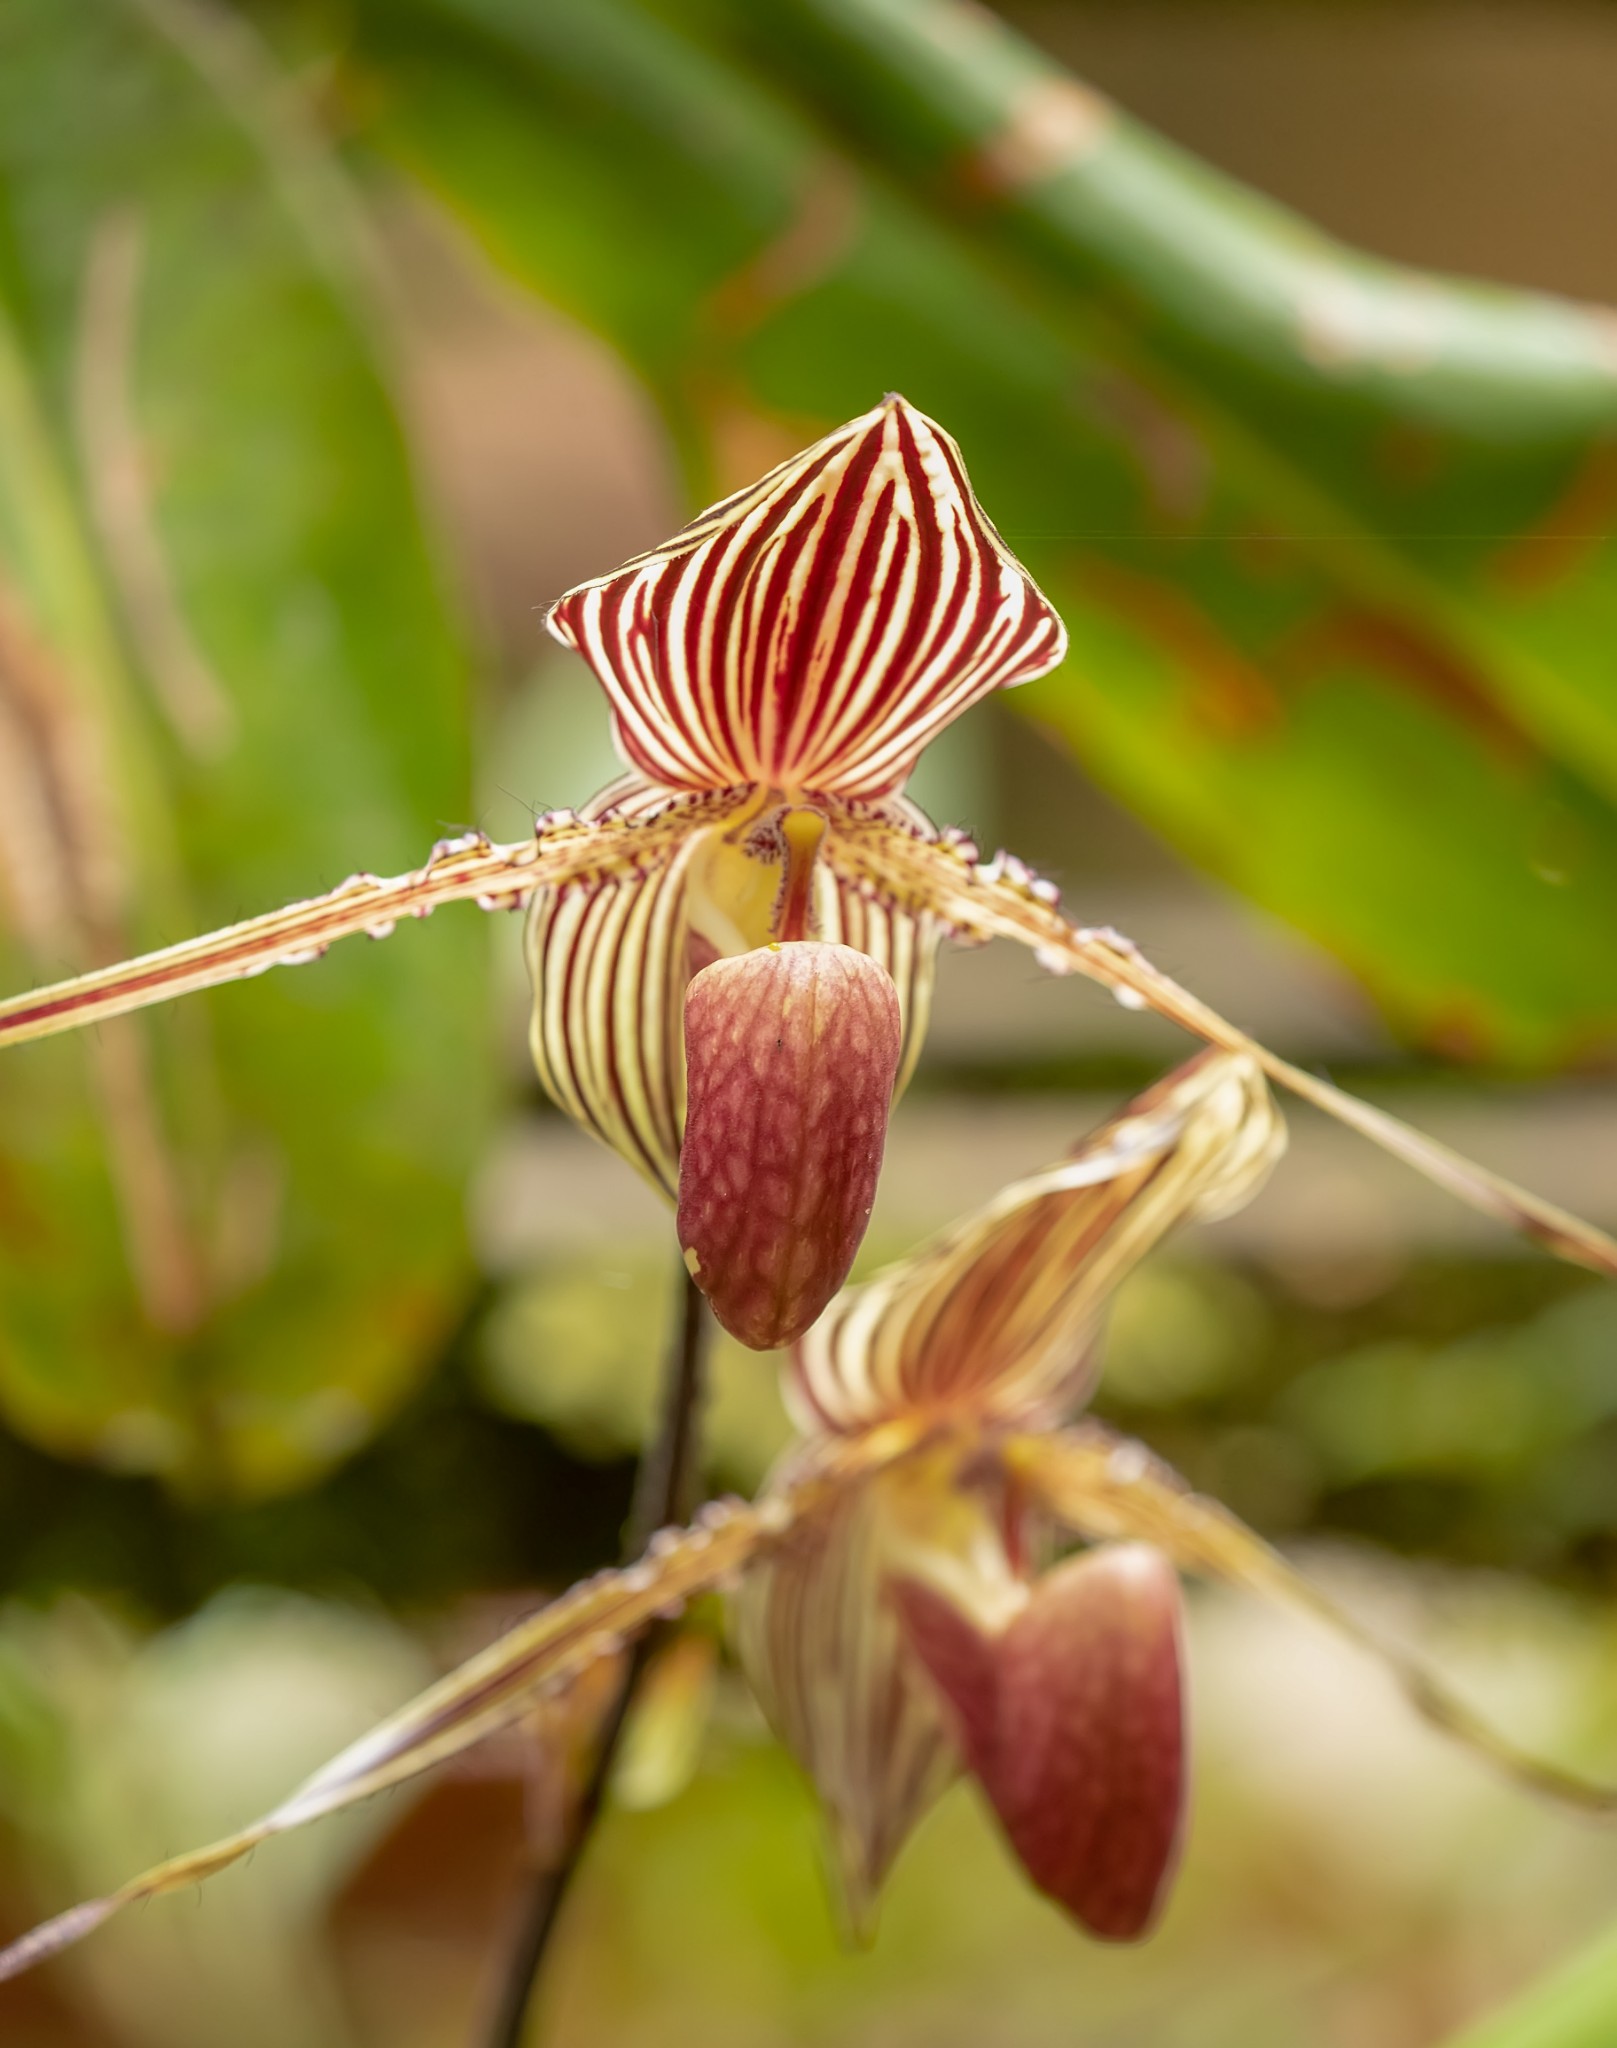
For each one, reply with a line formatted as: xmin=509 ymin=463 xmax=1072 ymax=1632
xmin=627 ymin=1264 xmax=711 ymax=1543
xmin=482 ymin=1263 xmax=712 ymax=2048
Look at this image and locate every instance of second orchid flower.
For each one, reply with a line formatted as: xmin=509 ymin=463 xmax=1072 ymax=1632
xmin=7 ymin=1051 xmax=1612 ymax=1982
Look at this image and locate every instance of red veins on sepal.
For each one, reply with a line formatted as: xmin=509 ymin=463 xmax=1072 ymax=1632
xmin=896 ymin=1543 xmax=1187 ymax=1941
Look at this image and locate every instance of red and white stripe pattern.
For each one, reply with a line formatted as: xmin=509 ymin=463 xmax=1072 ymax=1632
xmin=525 ymin=777 xmax=712 ymax=1196
xmin=525 ymin=782 xmax=943 ymax=1199
xmin=792 ymin=1053 xmax=1284 ymax=1436
xmin=546 ymin=396 xmax=1067 ymax=799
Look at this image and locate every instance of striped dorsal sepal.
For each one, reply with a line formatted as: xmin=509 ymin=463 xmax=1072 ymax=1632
xmin=546 ymin=396 xmax=1067 ymax=800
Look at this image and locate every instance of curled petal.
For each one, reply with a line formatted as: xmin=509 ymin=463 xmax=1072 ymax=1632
xmin=793 ymin=1049 xmax=1283 ymax=1433
xmin=546 ymin=395 xmax=1067 ymax=799
xmin=735 ymin=1453 xmax=1010 ymax=1929
xmin=678 ymin=942 xmax=901 ymax=1348
xmin=897 ymin=1544 xmax=1186 ymax=1941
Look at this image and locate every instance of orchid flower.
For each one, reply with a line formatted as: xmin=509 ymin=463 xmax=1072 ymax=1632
xmin=4 ymin=1050 xmax=1614 ymax=1983
xmin=0 ymin=397 xmax=1612 ymax=1343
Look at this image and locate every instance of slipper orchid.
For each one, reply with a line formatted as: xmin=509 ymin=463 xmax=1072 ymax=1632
xmin=736 ymin=1046 xmax=1284 ymax=1934
xmin=4 ymin=1050 xmax=1613 ymax=1983
xmin=527 ymin=395 xmax=1068 ymax=1344
xmin=0 ymin=396 xmax=1612 ymax=1337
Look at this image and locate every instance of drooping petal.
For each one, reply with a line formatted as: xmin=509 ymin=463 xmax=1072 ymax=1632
xmin=0 ymin=1421 xmax=931 ymax=1988
xmin=897 ymin=1544 xmax=1187 ymax=1941
xmin=824 ymin=806 xmax=1617 ymax=1283
xmin=793 ymin=1050 xmax=1283 ymax=1434
xmin=678 ymin=942 xmax=902 ymax=1348
xmin=546 ymin=396 xmax=1067 ymax=800
xmin=735 ymin=1451 xmax=1014 ymax=1929
xmin=526 ymin=776 xmax=736 ymax=1196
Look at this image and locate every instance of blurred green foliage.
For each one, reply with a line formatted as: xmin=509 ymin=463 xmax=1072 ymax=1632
xmin=0 ymin=0 xmax=489 ymax=1496
xmin=1445 ymin=1919 xmax=1617 ymax=2048
xmin=0 ymin=1244 xmax=1608 ymax=1626
xmin=3 ymin=3 xmax=1617 ymax=2040
xmin=356 ymin=0 xmax=1617 ymax=1060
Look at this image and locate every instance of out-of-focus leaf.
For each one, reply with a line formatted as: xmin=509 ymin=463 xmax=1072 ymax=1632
xmin=1282 ymin=1289 xmax=1617 ymax=1492
xmin=743 ymin=0 xmax=1617 ymax=784
xmin=477 ymin=1252 xmax=792 ymax=1490
xmin=0 ymin=0 xmax=487 ymax=1494
xmin=612 ymin=1627 xmax=718 ymax=1812
xmin=1440 ymin=1918 xmax=1617 ymax=2048
xmin=0 ymin=1592 xmax=429 ymax=2048
xmin=356 ymin=0 xmax=1617 ymax=1063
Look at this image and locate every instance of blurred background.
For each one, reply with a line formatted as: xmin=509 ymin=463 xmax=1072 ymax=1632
xmin=4 ymin=0 xmax=1617 ymax=2041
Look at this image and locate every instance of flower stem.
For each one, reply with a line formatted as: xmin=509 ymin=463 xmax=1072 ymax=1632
xmin=483 ymin=1262 xmax=712 ymax=2048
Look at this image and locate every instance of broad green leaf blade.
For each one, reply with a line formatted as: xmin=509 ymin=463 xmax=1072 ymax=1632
xmin=735 ymin=0 xmax=1617 ymax=797
xmin=0 ymin=0 xmax=487 ymax=1494
xmin=354 ymin=0 xmax=1617 ymax=1063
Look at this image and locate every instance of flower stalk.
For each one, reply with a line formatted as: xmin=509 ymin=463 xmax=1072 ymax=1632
xmin=485 ymin=1264 xmax=713 ymax=2048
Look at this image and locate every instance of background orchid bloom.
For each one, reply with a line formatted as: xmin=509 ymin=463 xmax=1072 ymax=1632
xmin=8 ymin=1050 xmax=1613 ymax=1987
xmin=529 ymin=395 xmax=1065 ymax=1341
xmin=0 ymin=396 xmax=1615 ymax=1308
xmin=737 ymin=1046 xmax=1282 ymax=1935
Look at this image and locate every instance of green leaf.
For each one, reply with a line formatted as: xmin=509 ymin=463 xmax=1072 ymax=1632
xmin=1439 ymin=1921 xmax=1617 ymax=2048
xmin=734 ymin=0 xmax=1617 ymax=793
xmin=352 ymin=0 xmax=1617 ymax=1063
xmin=0 ymin=0 xmax=489 ymax=1494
